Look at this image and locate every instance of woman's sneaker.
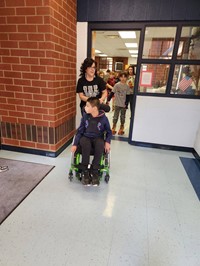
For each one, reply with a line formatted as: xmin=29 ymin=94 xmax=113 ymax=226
xmin=91 ymin=170 xmax=100 ymax=186
xmin=81 ymin=170 xmax=90 ymax=186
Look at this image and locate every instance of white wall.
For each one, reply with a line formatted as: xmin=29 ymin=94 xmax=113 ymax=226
xmin=132 ymin=96 xmax=200 ymax=148
xmin=194 ymin=123 xmax=200 ymax=156
xmin=128 ymin=57 xmax=137 ymax=65
xmin=76 ymin=22 xmax=88 ymax=127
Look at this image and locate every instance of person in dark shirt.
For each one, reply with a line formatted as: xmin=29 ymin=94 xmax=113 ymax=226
xmin=126 ymin=65 xmax=135 ymax=117
xmin=76 ymin=58 xmax=107 ymax=114
xmin=71 ymin=97 xmax=112 ymax=186
xmin=106 ymin=71 xmax=116 ymax=108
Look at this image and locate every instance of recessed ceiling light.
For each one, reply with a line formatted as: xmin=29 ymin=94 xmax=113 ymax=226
xmin=118 ymin=31 xmax=136 ymax=39
xmin=129 ymin=50 xmax=138 ymax=54
xmin=95 ymin=49 xmax=101 ymax=53
xmin=99 ymin=54 xmax=108 ymax=57
xmin=125 ymin=43 xmax=138 ymax=48
xmin=131 ymin=55 xmax=138 ymax=57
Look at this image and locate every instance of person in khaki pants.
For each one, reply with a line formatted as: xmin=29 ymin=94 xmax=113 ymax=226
xmin=107 ymin=72 xmax=130 ymax=135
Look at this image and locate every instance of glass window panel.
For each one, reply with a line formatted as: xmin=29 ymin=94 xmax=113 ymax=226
xmin=138 ymin=64 xmax=170 ymax=94
xmin=98 ymin=57 xmax=113 ymax=71
xmin=171 ymin=64 xmax=200 ymax=96
xmin=143 ymin=27 xmax=176 ymax=59
xmin=179 ymin=26 xmax=200 ymax=60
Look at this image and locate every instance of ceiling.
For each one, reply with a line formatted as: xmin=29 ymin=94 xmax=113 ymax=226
xmin=94 ymin=31 xmax=140 ymax=58
xmin=93 ymin=27 xmax=184 ymax=58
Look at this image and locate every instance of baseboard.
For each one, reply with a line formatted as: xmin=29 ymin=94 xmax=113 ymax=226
xmin=129 ymin=140 xmax=195 ymax=153
xmin=1 ymin=138 xmax=73 ymax=158
xmin=2 ymin=138 xmax=198 ymax=159
xmin=111 ymin=135 xmax=129 ymax=142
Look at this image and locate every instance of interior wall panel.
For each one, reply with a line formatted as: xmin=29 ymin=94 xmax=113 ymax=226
xmin=132 ymin=96 xmax=200 ymax=148
xmin=77 ymin=0 xmax=200 ymax=22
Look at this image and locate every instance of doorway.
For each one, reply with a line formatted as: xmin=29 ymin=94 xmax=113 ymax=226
xmin=91 ymin=30 xmax=141 ymax=140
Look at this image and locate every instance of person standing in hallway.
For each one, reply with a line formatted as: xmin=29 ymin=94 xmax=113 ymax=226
xmin=107 ymin=72 xmax=130 ymax=135
xmin=126 ymin=65 xmax=135 ymax=118
xmin=106 ymin=71 xmax=116 ymax=111
xmin=76 ymin=58 xmax=107 ymax=115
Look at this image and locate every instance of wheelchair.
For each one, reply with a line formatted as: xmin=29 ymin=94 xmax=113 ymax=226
xmin=68 ymin=145 xmax=110 ymax=184
xmin=69 ymin=103 xmax=111 ymax=184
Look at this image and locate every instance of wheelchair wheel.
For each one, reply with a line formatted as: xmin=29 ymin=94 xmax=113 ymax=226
xmin=105 ymin=174 xmax=110 ymax=183
xmin=68 ymin=170 xmax=73 ymax=181
xmin=76 ymin=171 xmax=82 ymax=180
xmin=104 ymin=152 xmax=111 ymax=168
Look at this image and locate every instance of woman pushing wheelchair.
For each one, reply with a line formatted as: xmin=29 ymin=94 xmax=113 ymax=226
xmin=71 ymin=97 xmax=112 ymax=186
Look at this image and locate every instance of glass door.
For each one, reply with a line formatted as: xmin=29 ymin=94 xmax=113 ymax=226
xmin=91 ymin=30 xmax=141 ymax=140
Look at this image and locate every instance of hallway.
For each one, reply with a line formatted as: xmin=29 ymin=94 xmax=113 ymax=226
xmin=0 ymin=140 xmax=199 ymax=266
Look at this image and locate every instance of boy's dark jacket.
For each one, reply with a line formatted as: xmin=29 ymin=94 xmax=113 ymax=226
xmin=73 ymin=110 xmax=112 ymax=146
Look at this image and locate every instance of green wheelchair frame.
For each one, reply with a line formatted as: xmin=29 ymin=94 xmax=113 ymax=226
xmin=68 ymin=150 xmax=110 ymax=183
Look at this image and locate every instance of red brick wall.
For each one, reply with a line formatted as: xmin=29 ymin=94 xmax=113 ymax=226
xmin=0 ymin=0 xmax=77 ymax=155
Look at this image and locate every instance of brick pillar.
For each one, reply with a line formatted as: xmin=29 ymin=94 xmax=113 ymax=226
xmin=0 ymin=0 xmax=77 ymax=156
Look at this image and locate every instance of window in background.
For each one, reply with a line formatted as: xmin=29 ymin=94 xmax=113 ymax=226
xmin=138 ymin=64 xmax=170 ymax=94
xmin=179 ymin=26 xmax=200 ymax=60
xmin=142 ymin=27 xmax=177 ymax=59
xmin=98 ymin=57 xmax=113 ymax=71
xmin=115 ymin=62 xmax=123 ymax=71
xmin=171 ymin=64 xmax=200 ymax=95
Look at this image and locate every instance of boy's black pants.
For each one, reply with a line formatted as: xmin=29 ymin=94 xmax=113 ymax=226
xmin=79 ymin=136 xmax=104 ymax=170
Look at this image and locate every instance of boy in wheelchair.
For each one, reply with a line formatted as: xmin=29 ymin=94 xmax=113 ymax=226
xmin=71 ymin=97 xmax=112 ymax=186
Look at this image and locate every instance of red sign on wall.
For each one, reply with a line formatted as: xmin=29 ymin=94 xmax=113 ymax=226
xmin=139 ymin=71 xmax=153 ymax=87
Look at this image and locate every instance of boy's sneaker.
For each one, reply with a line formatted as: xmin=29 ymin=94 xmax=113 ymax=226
xmin=118 ymin=125 xmax=124 ymax=135
xmin=81 ymin=170 xmax=90 ymax=186
xmin=91 ymin=170 xmax=100 ymax=186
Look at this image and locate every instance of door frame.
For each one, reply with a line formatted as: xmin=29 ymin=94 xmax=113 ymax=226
xmin=87 ymin=22 xmax=144 ymax=143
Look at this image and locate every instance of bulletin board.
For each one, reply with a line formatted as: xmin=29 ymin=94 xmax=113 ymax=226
xmin=139 ymin=71 xmax=153 ymax=87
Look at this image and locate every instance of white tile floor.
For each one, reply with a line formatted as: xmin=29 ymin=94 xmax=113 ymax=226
xmin=0 ymin=140 xmax=200 ymax=266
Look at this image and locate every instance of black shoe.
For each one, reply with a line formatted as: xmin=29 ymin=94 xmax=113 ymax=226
xmin=81 ymin=170 xmax=90 ymax=186
xmin=91 ymin=170 xmax=100 ymax=186
xmin=0 ymin=166 xmax=9 ymax=172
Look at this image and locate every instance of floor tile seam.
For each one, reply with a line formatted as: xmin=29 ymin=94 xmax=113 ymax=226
xmin=173 ymin=204 xmax=194 ymax=263
xmin=107 ymin=203 xmax=149 ymax=261
xmin=146 ymin=204 xmax=177 ymax=213
xmin=75 ymin=236 xmax=113 ymax=251
xmin=174 ymin=195 xmax=200 ymax=237
xmin=144 ymin=189 xmax=150 ymax=266
xmin=106 ymin=222 xmax=117 ymax=266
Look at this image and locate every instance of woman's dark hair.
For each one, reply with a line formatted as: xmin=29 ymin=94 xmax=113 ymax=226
xmin=127 ymin=65 xmax=136 ymax=75
xmin=80 ymin=58 xmax=97 ymax=77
